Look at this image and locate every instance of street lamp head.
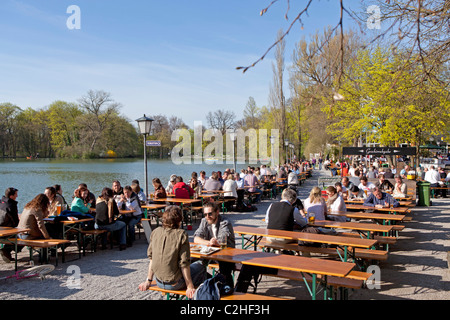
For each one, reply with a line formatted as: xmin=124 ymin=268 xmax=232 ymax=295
xmin=136 ymin=114 xmax=154 ymax=135
xmin=270 ymin=136 xmax=276 ymax=145
xmin=229 ymin=130 xmax=237 ymax=141
xmin=284 ymin=139 xmax=289 ymax=147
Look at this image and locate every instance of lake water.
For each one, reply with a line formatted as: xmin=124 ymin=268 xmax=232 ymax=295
xmin=0 ymin=158 xmax=243 ymax=212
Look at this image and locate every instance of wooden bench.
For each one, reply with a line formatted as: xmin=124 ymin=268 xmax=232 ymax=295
xmin=339 ymin=232 xmax=397 ymax=251
xmin=80 ymin=229 xmax=109 ymax=254
xmin=12 ymin=238 xmax=71 ymax=266
xmin=147 ymin=280 xmax=285 ymax=300
xmin=207 ymin=262 xmax=369 ymax=300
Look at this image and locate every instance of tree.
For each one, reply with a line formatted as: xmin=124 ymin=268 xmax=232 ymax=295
xmin=268 ymin=29 xmax=287 ymax=162
xmin=243 ymin=97 xmax=260 ymax=130
xmin=206 ymin=109 xmax=236 ymax=135
xmin=78 ymin=90 xmax=121 ymax=152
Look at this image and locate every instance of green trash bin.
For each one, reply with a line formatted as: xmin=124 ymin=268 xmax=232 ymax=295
xmin=417 ymin=181 xmax=431 ymax=206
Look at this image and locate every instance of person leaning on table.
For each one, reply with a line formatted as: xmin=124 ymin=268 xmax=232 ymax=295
xmin=363 ymin=187 xmax=399 ymax=208
xmin=138 ymin=205 xmax=207 ymax=299
xmin=17 ymin=193 xmax=52 ymax=240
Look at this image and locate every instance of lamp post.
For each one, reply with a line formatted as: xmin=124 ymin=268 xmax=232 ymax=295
xmin=135 ymin=114 xmax=154 ymax=199
xmin=229 ymin=130 xmax=237 ymax=173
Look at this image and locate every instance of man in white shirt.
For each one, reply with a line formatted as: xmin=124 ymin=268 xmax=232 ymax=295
xmin=358 ymin=176 xmax=376 ymax=196
xmin=425 ymin=165 xmax=442 ymax=197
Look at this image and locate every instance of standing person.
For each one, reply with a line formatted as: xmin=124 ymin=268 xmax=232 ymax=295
xmin=94 ymin=187 xmax=127 ymax=251
xmin=0 ymin=187 xmax=20 ymax=263
xmin=117 ymin=185 xmax=142 ymax=247
xmin=138 ymin=206 xmax=207 ymax=298
xmin=17 ymin=194 xmax=51 ymax=240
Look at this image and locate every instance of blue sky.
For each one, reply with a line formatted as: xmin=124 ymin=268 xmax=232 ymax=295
xmin=0 ymin=0 xmax=369 ymax=127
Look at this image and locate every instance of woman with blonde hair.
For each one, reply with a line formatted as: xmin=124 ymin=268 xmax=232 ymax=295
xmin=303 ymin=187 xmax=327 ymax=221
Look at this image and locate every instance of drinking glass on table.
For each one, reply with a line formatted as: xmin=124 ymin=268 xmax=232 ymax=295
xmin=218 ymin=234 xmax=227 ymax=250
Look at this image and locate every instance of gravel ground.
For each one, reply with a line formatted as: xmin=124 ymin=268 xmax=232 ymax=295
xmin=1 ymin=168 xmax=449 ymax=302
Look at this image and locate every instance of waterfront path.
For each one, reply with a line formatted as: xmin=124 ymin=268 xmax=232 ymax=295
xmin=1 ymin=168 xmax=449 ymax=300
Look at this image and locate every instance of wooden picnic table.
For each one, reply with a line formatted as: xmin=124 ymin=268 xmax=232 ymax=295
xmin=190 ymin=246 xmax=356 ymax=300
xmin=0 ymin=227 xmax=31 ymax=270
xmin=345 ymin=204 xmax=410 ymax=214
xmin=233 ymin=225 xmax=377 ymax=263
xmin=345 ymin=199 xmax=413 ymax=206
xmin=310 ymin=220 xmax=394 ymax=238
xmin=330 ymin=211 xmax=406 ymax=224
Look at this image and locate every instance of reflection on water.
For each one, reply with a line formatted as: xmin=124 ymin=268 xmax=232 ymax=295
xmin=0 ymin=158 xmax=244 ymax=212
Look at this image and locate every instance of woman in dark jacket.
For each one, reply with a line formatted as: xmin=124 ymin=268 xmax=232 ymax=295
xmin=95 ymin=187 xmax=127 ymax=250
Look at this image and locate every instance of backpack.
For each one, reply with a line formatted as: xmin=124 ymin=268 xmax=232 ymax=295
xmin=193 ymin=273 xmax=231 ymax=300
xmin=0 ymin=207 xmax=13 ymax=227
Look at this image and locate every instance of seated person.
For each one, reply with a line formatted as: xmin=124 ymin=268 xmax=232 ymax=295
xmin=392 ymin=176 xmax=407 ymax=198
xmin=222 ymin=174 xmax=238 ymax=211
xmin=325 ymin=186 xmax=347 ymax=222
xmin=74 ymin=183 xmax=96 ymax=209
xmin=0 ymin=187 xmax=21 ymax=262
xmin=173 ymin=176 xmax=194 ymax=199
xmin=71 ymin=186 xmax=94 ymax=215
xmin=265 ymin=188 xmax=307 ymax=239
xmin=95 ymin=187 xmax=127 ymax=251
xmin=358 ymin=176 xmax=376 ymax=196
xmin=193 ymin=202 xmax=235 ymax=288
xmin=44 ymin=186 xmax=65 ymax=216
xmin=341 ymin=176 xmax=354 ymax=192
xmin=138 ymin=206 xmax=207 ymax=298
xmin=131 ymin=179 xmax=146 ymax=203
xmin=152 ymin=178 xmax=167 ymax=199
xmin=117 ymin=185 xmax=143 ymax=246
xmin=363 ymin=187 xmax=399 ymax=208
xmin=17 ymin=194 xmax=51 ymax=240
xmin=112 ymin=180 xmax=124 ymax=203
xmin=203 ymin=172 xmax=223 ymax=192
xmin=244 ymin=169 xmax=262 ymax=202
xmin=375 ymin=174 xmax=394 ymax=193
xmin=347 ymin=185 xmax=366 ymax=199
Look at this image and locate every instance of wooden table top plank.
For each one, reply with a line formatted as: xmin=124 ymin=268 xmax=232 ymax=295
xmin=346 ymin=204 xmax=410 ymax=214
xmin=142 ymin=204 xmax=167 ymax=210
xmin=330 ymin=211 xmax=406 ymax=221
xmin=310 ymin=220 xmax=394 ymax=233
xmin=153 ymin=198 xmax=202 ymax=204
xmin=0 ymin=227 xmax=31 ymax=237
xmin=234 ymin=226 xmax=377 ymax=248
xmin=191 ymin=246 xmax=355 ymax=278
xmin=345 ymin=199 xmax=413 ymax=206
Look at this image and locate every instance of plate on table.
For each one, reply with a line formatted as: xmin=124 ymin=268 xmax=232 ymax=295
xmin=190 ymin=244 xmax=220 ymax=255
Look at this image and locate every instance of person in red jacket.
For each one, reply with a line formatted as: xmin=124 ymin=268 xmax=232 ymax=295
xmin=173 ymin=176 xmax=194 ymax=199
